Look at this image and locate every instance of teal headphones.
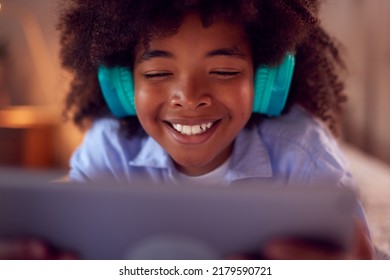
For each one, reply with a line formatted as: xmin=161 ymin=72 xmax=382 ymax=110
xmin=97 ymin=54 xmax=295 ymax=118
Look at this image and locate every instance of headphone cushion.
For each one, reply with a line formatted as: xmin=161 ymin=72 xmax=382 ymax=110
xmin=253 ymin=54 xmax=295 ymax=116
xmin=98 ymin=66 xmax=136 ymax=117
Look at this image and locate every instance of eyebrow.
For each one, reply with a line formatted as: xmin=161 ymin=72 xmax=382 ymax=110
xmin=138 ymin=47 xmax=247 ymax=62
xmin=206 ymin=48 xmax=247 ymax=59
xmin=138 ymin=50 xmax=174 ymax=62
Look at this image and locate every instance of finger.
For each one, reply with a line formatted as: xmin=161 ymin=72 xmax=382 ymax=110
xmin=56 ymin=251 xmax=79 ymax=260
xmin=262 ymin=238 xmax=345 ymax=260
xmin=0 ymin=238 xmax=51 ymax=260
xmin=225 ymin=253 xmax=252 ymax=260
xmin=225 ymin=252 xmax=266 ymax=260
xmin=347 ymin=219 xmax=376 ymax=260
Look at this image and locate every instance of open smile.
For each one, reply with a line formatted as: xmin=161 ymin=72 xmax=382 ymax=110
xmin=171 ymin=122 xmax=214 ymax=136
xmin=163 ymin=119 xmax=221 ymax=144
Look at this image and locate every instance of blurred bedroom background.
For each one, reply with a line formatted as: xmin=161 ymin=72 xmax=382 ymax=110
xmin=0 ymin=0 xmax=80 ymax=169
xmin=0 ymin=0 xmax=389 ymax=258
xmin=0 ymin=0 xmax=389 ymax=171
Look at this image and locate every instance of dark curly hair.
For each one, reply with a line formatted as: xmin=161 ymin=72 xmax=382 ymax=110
xmin=58 ymin=0 xmax=346 ymax=135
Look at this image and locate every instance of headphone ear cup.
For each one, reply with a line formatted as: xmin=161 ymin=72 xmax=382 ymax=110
xmin=253 ymin=54 xmax=295 ymax=116
xmin=97 ymin=66 xmax=136 ymax=117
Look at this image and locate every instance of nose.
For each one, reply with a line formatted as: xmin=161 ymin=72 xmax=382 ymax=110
xmin=169 ymin=76 xmax=212 ymax=110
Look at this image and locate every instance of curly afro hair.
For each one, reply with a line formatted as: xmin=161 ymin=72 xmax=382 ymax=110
xmin=58 ymin=0 xmax=346 ymax=135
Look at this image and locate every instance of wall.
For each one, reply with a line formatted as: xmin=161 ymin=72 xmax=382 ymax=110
xmin=0 ymin=0 xmax=62 ymax=105
xmin=0 ymin=0 xmax=83 ymax=169
xmin=321 ymin=0 xmax=390 ymax=164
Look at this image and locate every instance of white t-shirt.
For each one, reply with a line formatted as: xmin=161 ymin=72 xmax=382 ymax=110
xmin=172 ymin=157 xmax=231 ymax=186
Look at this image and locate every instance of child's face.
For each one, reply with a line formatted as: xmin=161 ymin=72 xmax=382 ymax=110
xmin=133 ymin=14 xmax=253 ymax=176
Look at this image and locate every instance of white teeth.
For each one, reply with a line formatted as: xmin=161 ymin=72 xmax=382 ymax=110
xmin=172 ymin=122 xmax=214 ymax=135
xmin=182 ymin=125 xmax=192 ymax=135
xmin=191 ymin=125 xmax=201 ymax=135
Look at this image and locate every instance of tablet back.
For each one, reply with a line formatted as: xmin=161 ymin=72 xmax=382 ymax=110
xmin=0 ymin=171 xmax=357 ymax=259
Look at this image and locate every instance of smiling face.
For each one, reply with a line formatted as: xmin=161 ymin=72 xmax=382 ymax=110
xmin=133 ymin=14 xmax=254 ymax=176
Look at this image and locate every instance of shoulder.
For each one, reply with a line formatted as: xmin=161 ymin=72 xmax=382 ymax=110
xmin=82 ymin=117 xmax=121 ymax=145
xmin=79 ymin=117 xmax=140 ymax=153
xmin=69 ymin=117 xmax=145 ymax=181
xmin=260 ymin=106 xmax=334 ymax=152
xmin=258 ymin=106 xmax=351 ymax=186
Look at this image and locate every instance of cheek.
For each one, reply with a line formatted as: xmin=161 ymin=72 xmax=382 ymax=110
xmin=134 ymin=89 xmax=148 ymax=120
xmin=134 ymin=79 xmax=164 ymax=110
xmin=134 ymin=85 xmax=161 ymax=130
xmin=242 ymin=83 xmax=254 ymax=115
xmin=229 ymin=69 xmax=255 ymax=119
xmin=226 ymin=81 xmax=254 ymax=121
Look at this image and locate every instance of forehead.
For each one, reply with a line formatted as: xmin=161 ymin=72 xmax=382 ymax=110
xmin=136 ymin=14 xmax=251 ymax=56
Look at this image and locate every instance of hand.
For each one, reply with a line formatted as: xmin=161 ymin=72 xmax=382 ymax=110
xmin=0 ymin=237 xmax=78 ymax=260
xmin=261 ymin=219 xmax=375 ymax=260
xmin=227 ymin=219 xmax=375 ymax=260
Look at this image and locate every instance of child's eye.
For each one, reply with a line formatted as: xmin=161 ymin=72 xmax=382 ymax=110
xmin=209 ymin=70 xmax=240 ymax=79
xmin=144 ymin=72 xmax=173 ymax=80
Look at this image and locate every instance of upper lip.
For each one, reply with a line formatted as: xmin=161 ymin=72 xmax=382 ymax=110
xmin=163 ymin=118 xmax=220 ymax=126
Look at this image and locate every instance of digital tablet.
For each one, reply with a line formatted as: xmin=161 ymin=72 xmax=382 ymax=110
xmin=0 ymin=170 xmax=357 ymax=259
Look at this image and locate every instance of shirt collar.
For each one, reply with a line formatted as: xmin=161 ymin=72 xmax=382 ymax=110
xmin=129 ymin=137 xmax=174 ymax=169
xmin=129 ymin=126 xmax=273 ymax=181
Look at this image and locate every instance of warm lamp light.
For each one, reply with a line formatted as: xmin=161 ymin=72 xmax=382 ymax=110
xmin=0 ymin=2 xmax=56 ymax=104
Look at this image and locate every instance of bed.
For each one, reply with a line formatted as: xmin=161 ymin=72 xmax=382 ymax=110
xmin=341 ymin=144 xmax=390 ymax=259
